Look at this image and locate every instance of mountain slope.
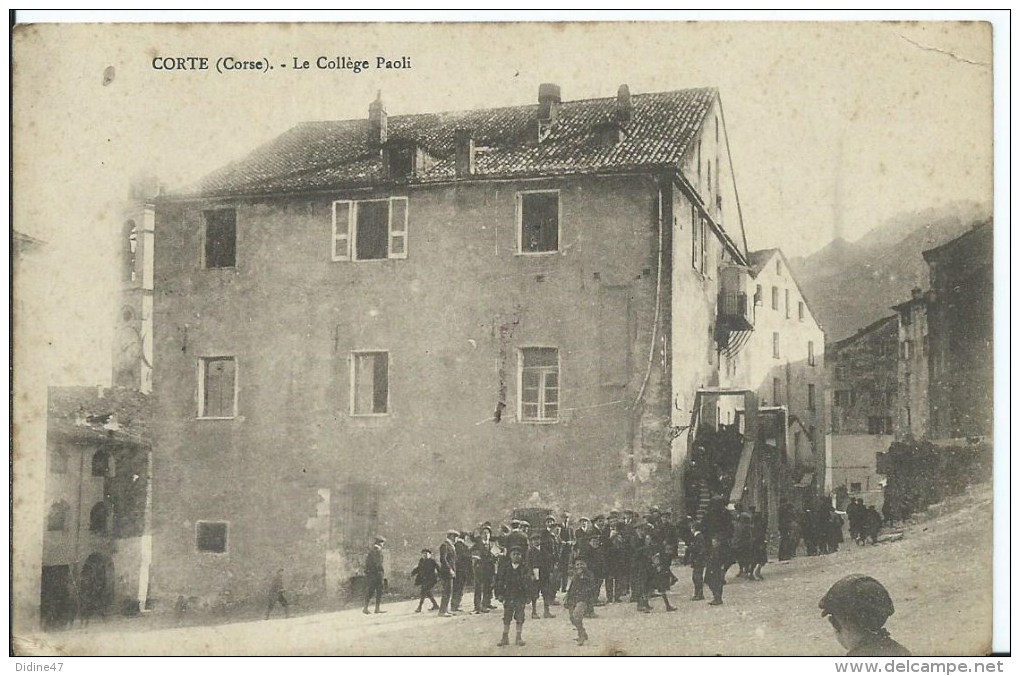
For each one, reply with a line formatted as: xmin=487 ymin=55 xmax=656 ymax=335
xmin=789 ymin=201 xmax=990 ymax=343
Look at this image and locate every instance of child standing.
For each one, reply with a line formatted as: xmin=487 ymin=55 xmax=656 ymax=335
xmin=494 ymin=546 xmax=533 ymax=647
xmin=650 ymin=552 xmax=678 ymax=611
xmin=410 ymin=549 xmax=440 ymax=612
xmin=564 ymin=558 xmax=595 ymax=646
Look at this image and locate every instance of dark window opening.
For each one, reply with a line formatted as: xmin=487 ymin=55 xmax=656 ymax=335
xmin=353 ymin=352 xmax=389 ymax=414
xmin=91 ymin=450 xmax=109 ymax=477
xmin=89 ymin=502 xmax=109 ymax=532
xmin=808 ymin=383 xmax=816 ymax=410
xmin=850 ymin=482 xmax=862 ymax=493
xmin=201 ymin=357 xmax=236 ymax=418
xmin=197 ymin=521 xmax=228 ymax=553
xmin=772 ymin=377 xmax=781 ymax=405
xmin=520 ymin=192 xmax=559 ymax=253
xmin=355 ymin=200 xmax=390 ymax=260
xmin=771 ymin=286 xmax=779 ymax=310
xmin=204 ymin=209 xmax=236 ymax=268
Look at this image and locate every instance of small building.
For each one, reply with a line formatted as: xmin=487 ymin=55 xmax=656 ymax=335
xmin=892 ymin=288 xmax=933 ymax=441
xmin=825 ymin=314 xmax=899 ymax=507
xmin=42 ymin=386 xmax=151 ymax=628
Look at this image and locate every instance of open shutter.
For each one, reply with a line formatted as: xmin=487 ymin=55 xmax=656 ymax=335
xmin=388 ymin=197 xmax=408 ymax=259
xmin=332 ymin=200 xmax=352 ymax=261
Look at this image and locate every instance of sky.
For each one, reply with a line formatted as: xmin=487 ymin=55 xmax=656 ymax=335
xmin=12 ymin=18 xmax=995 ymax=386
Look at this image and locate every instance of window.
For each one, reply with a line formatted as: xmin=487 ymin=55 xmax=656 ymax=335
xmin=196 ymin=521 xmax=228 ymax=553
xmin=773 ymin=377 xmax=782 ymax=405
xmin=808 ymin=341 xmax=816 ymax=366
xmin=520 ymin=347 xmax=559 ymax=423
xmin=808 ymin=383 xmax=816 ymax=410
xmin=867 ymin=416 xmax=892 ymax=435
xmin=47 ymin=501 xmax=69 ymax=532
xmin=691 ymin=206 xmax=701 ymax=270
xmin=199 ymin=357 xmax=237 ymax=419
xmin=517 ymin=191 xmax=559 ymax=254
xmin=901 ymin=340 xmax=912 ymax=360
xmin=776 ymin=260 xmax=781 ymax=276
xmin=850 ymin=482 xmax=862 ymax=493
xmin=49 ymin=450 xmax=68 ymax=474
xmin=89 ymin=502 xmax=109 ymax=532
xmin=91 ymin=450 xmax=109 ymax=477
xmin=799 ymin=301 xmax=805 ymax=321
xmin=771 ymin=286 xmax=779 ymax=310
xmin=700 ymin=218 xmax=708 ymax=275
xmin=203 ymin=209 xmax=236 ymax=269
xmin=351 ymin=351 xmax=389 ymax=415
xmin=332 ymin=197 xmax=409 ymax=261
xmin=785 ymin=289 xmax=790 ymax=318
xmin=754 ymin=284 xmax=763 ymax=306
xmin=772 ymin=332 xmax=780 ymax=359
xmin=835 ymin=390 xmax=856 ymax=408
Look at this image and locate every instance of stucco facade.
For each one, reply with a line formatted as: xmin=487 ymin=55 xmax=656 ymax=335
xmin=147 ymin=86 xmax=817 ymax=606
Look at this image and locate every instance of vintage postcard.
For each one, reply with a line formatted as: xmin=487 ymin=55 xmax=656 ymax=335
xmin=11 ymin=16 xmax=1002 ymax=659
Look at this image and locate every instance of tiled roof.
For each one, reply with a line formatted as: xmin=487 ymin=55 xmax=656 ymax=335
xmin=179 ymin=88 xmax=718 ymax=197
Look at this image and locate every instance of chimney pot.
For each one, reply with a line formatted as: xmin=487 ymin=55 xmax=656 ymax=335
xmin=537 ymin=83 xmax=562 ymax=123
xmin=369 ymin=90 xmax=388 ymax=145
xmin=454 ymin=128 xmax=476 ymax=177
xmin=616 ymin=84 xmax=632 ymax=122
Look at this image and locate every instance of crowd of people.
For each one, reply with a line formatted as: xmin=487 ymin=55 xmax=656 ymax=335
xmin=353 ymin=502 xmax=790 ymax=646
xmin=264 ymin=496 xmax=910 ymax=655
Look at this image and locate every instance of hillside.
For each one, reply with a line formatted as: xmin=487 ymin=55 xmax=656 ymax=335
xmin=788 ymin=201 xmax=991 ymax=343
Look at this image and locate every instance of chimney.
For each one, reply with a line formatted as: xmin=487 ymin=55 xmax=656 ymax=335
xmin=537 ymin=83 xmax=561 ymax=123
xmin=454 ymin=128 xmax=476 ymax=177
xmin=615 ymin=84 xmax=632 ymax=123
xmin=369 ymin=90 xmax=387 ymax=145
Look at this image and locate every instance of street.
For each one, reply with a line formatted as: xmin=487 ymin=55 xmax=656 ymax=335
xmin=22 ymin=485 xmax=992 ymax=657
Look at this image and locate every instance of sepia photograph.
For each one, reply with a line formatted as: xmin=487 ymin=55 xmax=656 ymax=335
xmin=10 ymin=12 xmax=1006 ymax=662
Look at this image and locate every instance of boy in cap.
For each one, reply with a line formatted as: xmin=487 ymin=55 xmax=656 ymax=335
xmin=411 ymin=548 xmax=440 ymax=612
xmin=363 ymin=536 xmax=387 ymax=615
xmin=819 ymin=574 xmax=910 ymax=656
xmin=564 ymin=558 xmax=596 ymax=646
xmin=494 ymin=546 xmax=534 ymax=647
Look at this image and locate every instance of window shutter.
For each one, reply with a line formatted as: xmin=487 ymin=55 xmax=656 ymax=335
xmin=388 ymin=197 xmax=408 ymax=259
xmin=332 ymin=200 xmax=352 ymax=261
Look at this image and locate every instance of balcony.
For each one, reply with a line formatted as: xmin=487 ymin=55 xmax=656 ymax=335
xmin=718 ymin=291 xmax=753 ymax=332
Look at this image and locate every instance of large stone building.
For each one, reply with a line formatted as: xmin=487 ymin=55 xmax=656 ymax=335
xmin=892 ymin=220 xmax=992 ymax=443
xmin=149 ymin=85 xmax=822 ymax=605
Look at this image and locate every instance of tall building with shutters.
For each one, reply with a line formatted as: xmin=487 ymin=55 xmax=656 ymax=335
xmin=149 ymin=84 xmax=819 ymax=605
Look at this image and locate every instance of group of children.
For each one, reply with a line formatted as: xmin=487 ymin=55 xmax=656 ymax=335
xmin=408 ymin=508 xmax=691 ymax=647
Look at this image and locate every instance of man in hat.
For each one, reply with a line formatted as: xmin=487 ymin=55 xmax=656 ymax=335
xmin=558 ymin=513 xmax=575 ymax=593
xmin=471 ymin=525 xmax=498 ymax=614
xmin=494 ymin=545 xmax=534 ymax=647
xmin=539 ymin=515 xmax=562 ymax=605
xmin=362 ymin=536 xmax=387 ymax=615
xmin=451 ymin=531 xmax=472 ymax=613
xmin=437 ymin=529 xmax=458 ymax=617
xmin=819 ymin=575 xmax=911 ymax=656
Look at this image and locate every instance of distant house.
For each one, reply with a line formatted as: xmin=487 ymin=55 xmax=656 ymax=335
xmin=148 ymin=84 xmax=820 ymax=605
xmin=825 ymin=314 xmax=898 ymax=507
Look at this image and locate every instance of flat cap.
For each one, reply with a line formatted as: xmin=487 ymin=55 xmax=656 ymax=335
xmin=819 ymin=575 xmax=895 ymax=631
